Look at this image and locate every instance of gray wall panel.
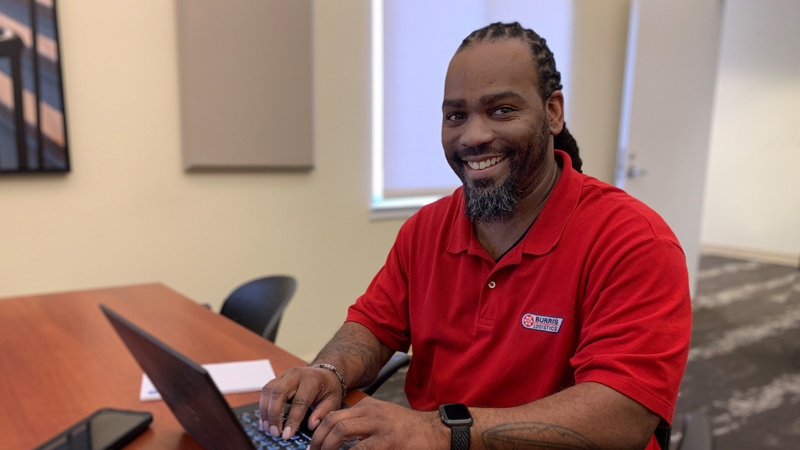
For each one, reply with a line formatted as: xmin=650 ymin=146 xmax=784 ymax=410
xmin=177 ymin=0 xmax=313 ymax=170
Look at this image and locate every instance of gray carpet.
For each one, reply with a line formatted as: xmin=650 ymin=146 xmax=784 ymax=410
xmin=674 ymin=255 xmax=800 ymax=449
xmin=372 ymin=255 xmax=800 ymax=449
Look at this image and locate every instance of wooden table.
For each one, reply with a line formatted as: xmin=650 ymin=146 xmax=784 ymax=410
xmin=0 ymin=283 xmax=365 ymax=450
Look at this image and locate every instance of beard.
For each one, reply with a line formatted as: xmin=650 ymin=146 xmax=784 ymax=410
xmin=462 ymin=151 xmax=521 ymax=223
xmin=449 ymin=117 xmax=550 ymax=224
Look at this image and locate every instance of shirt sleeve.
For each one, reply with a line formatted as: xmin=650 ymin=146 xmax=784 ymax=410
xmin=571 ymin=237 xmax=692 ymax=426
xmin=345 ymin=218 xmax=414 ymax=353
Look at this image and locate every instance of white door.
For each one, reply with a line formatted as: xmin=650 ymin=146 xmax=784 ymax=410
xmin=615 ymin=0 xmax=725 ymax=295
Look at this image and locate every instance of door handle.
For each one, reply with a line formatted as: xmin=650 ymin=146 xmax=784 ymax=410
xmin=627 ymin=166 xmax=647 ymax=178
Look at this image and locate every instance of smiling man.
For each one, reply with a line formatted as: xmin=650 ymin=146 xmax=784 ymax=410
xmin=261 ymin=22 xmax=691 ymax=450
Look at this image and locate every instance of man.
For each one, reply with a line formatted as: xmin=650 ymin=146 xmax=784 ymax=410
xmin=261 ymin=22 xmax=691 ymax=450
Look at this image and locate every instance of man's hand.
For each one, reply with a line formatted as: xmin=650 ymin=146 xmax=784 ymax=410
xmin=260 ymin=365 xmax=344 ymax=440
xmin=259 ymin=322 xmax=396 ymax=440
xmin=309 ymin=397 xmax=448 ymax=450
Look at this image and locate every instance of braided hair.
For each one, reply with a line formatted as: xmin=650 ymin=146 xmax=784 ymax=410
xmin=458 ymin=22 xmax=583 ymax=173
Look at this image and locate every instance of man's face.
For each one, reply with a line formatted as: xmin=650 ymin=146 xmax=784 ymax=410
xmin=441 ymin=39 xmax=560 ymax=223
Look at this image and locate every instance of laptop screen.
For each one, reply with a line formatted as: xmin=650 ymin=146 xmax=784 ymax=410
xmin=100 ymin=305 xmax=255 ymax=450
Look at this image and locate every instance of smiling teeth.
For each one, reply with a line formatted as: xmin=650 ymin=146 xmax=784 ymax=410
xmin=468 ymin=156 xmax=505 ymax=170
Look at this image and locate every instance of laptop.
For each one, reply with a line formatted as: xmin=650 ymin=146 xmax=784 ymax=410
xmin=100 ymin=304 xmax=352 ymax=450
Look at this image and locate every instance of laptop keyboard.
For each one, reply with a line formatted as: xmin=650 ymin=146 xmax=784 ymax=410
xmin=240 ymin=410 xmax=312 ymax=450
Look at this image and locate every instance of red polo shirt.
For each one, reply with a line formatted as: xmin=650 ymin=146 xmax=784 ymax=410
xmin=347 ymin=151 xmax=691 ymax=434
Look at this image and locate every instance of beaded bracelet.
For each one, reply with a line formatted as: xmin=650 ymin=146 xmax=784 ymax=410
xmin=311 ymin=363 xmax=347 ymax=398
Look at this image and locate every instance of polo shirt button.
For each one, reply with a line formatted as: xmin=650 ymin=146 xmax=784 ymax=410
xmin=488 ymin=281 xmax=496 ymax=288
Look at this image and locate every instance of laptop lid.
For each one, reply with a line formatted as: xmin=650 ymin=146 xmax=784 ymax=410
xmin=100 ymin=304 xmax=255 ymax=450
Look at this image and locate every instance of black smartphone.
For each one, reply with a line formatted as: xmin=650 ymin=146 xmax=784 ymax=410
xmin=33 ymin=408 xmax=153 ymax=450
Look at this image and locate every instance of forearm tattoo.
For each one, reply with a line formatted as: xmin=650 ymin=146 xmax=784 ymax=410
xmin=313 ymin=328 xmax=382 ymax=388
xmin=482 ymin=422 xmax=601 ymax=450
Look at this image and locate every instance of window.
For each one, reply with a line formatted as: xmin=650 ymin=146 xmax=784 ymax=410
xmin=371 ymin=0 xmax=574 ymax=219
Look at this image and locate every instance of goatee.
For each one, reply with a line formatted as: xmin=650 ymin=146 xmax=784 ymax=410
xmin=463 ymin=165 xmax=521 ymax=223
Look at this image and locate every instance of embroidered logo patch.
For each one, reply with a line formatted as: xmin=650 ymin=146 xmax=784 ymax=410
xmin=521 ymin=313 xmax=564 ymax=333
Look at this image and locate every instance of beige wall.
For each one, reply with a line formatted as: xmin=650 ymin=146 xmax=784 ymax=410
xmin=567 ymin=0 xmax=630 ymax=184
xmin=0 ymin=0 xmax=404 ymax=360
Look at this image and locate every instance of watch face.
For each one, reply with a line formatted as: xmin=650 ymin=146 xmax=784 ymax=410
xmin=440 ymin=403 xmax=472 ymax=425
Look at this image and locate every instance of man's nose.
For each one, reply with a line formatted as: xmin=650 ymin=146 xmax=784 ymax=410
xmin=459 ymin=116 xmax=495 ymax=148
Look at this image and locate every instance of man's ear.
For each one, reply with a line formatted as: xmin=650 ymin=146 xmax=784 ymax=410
xmin=546 ymin=90 xmax=565 ymax=136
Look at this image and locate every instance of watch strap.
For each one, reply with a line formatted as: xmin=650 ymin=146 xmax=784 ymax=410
xmin=451 ymin=425 xmax=470 ymax=450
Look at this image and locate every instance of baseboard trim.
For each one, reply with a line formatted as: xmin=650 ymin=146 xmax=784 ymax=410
xmin=701 ymin=243 xmax=800 ymax=268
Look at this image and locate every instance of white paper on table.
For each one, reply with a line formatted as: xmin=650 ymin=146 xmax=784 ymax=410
xmin=139 ymin=358 xmax=276 ymax=401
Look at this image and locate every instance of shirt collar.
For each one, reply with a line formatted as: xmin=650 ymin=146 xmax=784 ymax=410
xmin=446 ymin=150 xmax=582 ymax=257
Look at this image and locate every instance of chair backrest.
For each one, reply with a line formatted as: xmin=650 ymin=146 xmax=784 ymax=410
xmin=219 ymin=275 xmax=297 ymax=342
xmin=360 ymin=352 xmax=411 ymax=396
xmin=676 ymin=413 xmax=712 ymax=450
xmin=655 ymin=426 xmax=671 ymax=450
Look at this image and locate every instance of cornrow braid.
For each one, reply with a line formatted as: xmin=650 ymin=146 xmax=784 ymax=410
xmin=458 ymin=22 xmax=583 ymax=173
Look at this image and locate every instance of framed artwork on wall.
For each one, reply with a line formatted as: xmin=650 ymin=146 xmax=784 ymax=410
xmin=0 ymin=0 xmax=68 ymax=173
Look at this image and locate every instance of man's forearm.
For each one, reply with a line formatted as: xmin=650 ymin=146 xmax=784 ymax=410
xmin=311 ymin=321 xmax=395 ymax=391
xmin=463 ymin=382 xmax=659 ymax=450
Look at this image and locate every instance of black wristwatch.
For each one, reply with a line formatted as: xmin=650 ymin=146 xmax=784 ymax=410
xmin=439 ymin=403 xmax=472 ymax=450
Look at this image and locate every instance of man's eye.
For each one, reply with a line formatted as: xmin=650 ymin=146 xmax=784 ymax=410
xmin=446 ymin=113 xmax=466 ymax=121
xmin=492 ymin=107 xmax=513 ymax=116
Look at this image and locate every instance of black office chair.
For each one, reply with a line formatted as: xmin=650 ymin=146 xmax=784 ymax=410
xmin=219 ymin=275 xmax=297 ymax=342
xmin=218 ymin=276 xmax=408 ymax=394
xmin=674 ymin=413 xmax=713 ymax=450
xmin=360 ymin=352 xmax=411 ymax=396
xmin=653 ymin=412 xmax=714 ymax=450
xmin=655 ymin=426 xmax=671 ymax=450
